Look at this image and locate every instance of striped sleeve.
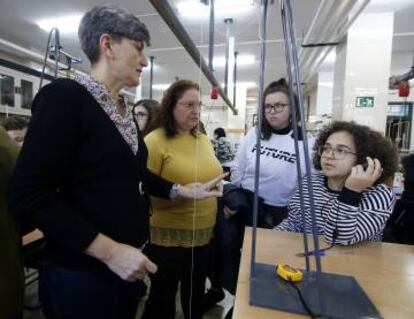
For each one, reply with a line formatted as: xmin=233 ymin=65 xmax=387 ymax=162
xmin=324 ymin=185 xmax=395 ymax=245
xmin=276 ymin=187 xmax=304 ymax=232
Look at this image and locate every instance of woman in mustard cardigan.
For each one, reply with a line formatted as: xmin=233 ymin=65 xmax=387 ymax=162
xmin=143 ymin=80 xmax=222 ymax=319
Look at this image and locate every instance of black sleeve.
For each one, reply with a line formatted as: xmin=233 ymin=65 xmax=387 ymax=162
xmin=137 ymin=131 xmax=173 ymax=199
xmin=9 ymin=81 xmax=98 ymax=253
xmin=142 ymin=167 xmax=173 ymax=199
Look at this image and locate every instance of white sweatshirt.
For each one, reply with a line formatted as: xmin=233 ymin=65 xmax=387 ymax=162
xmin=231 ymin=127 xmax=313 ymax=207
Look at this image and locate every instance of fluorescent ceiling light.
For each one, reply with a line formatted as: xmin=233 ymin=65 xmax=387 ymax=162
xmin=177 ymin=0 xmax=254 ymax=18
xmin=221 ymin=81 xmax=257 ymax=88
xmin=238 ymin=81 xmax=257 ymax=88
xmin=36 ymin=14 xmax=83 ymax=34
xmin=152 ymin=84 xmax=170 ymax=90
xmin=213 ymin=55 xmax=255 ymax=67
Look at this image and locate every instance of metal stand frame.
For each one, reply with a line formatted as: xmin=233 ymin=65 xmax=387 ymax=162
xmin=248 ymin=1 xmax=382 ymax=318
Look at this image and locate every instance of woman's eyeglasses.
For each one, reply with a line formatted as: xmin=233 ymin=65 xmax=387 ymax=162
xmin=264 ymin=103 xmax=289 ymax=113
xmin=178 ymin=101 xmax=203 ymax=111
xmin=134 ymin=112 xmax=149 ymax=119
xmin=319 ymin=145 xmax=357 ymax=160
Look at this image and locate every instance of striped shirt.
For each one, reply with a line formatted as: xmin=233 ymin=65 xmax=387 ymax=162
xmin=276 ymin=172 xmax=396 ymax=245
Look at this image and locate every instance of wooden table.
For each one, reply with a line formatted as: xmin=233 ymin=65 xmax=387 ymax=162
xmin=233 ymin=228 xmax=414 ymax=319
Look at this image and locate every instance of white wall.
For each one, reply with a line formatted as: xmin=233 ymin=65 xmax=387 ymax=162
xmin=316 ymin=71 xmax=334 ymax=115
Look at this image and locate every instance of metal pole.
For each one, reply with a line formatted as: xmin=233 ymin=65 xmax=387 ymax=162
xmin=224 ymin=18 xmax=233 ymax=96
xmin=280 ymin=6 xmax=310 ymax=272
xmin=149 ymin=56 xmax=154 ymax=99
xmin=149 ymin=0 xmax=237 ymax=114
xmin=39 ymin=27 xmax=60 ymax=90
xmin=53 ymin=28 xmax=60 ymax=79
xmin=233 ymin=51 xmax=238 ymax=106
xmin=283 ymin=0 xmax=322 ymax=274
xmin=208 ymin=0 xmax=215 ymax=72
xmin=251 ymin=0 xmax=268 ymax=279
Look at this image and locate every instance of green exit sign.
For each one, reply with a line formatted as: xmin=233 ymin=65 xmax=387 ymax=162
xmin=356 ymin=96 xmax=374 ymax=107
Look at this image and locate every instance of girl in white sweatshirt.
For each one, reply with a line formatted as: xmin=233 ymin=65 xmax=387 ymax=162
xmin=230 ymin=78 xmax=313 ymax=228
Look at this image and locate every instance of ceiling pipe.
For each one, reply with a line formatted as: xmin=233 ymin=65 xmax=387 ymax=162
xmin=299 ymin=0 xmax=370 ymax=84
xmin=303 ymin=0 xmax=370 ymax=83
xmin=300 ymin=0 xmax=357 ymax=74
xmin=208 ymin=0 xmax=215 ymax=72
xmin=149 ymin=0 xmax=237 ymax=115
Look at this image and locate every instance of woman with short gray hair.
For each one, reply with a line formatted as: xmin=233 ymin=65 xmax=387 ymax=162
xmin=9 ymin=5 xmax=225 ymax=319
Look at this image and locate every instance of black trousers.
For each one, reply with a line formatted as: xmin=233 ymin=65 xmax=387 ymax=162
xmin=208 ymin=196 xmax=288 ymax=294
xmin=142 ymin=244 xmax=209 ymax=319
xmin=39 ymin=259 xmax=145 ymax=319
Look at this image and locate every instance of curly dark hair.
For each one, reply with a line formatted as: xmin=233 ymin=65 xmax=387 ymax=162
xmin=261 ymin=78 xmax=299 ymax=140
xmin=313 ymin=121 xmax=399 ymax=184
xmin=2 ymin=115 xmax=28 ymax=131
xmin=159 ymin=80 xmax=199 ymax=138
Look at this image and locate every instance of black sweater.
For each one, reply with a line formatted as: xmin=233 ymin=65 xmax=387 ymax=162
xmin=9 ymin=79 xmax=172 ymax=270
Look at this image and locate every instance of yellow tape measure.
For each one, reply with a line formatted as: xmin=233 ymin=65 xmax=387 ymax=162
xmin=276 ymin=264 xmax=303 ymax=282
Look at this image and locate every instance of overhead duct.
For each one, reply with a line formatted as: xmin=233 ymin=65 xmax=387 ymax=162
xmin=149 ymin=0 xmax=237 ymax=115
xmin=299 ymin=0 xmax=370 ymax=85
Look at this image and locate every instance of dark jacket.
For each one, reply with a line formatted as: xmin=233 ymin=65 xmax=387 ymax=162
xmin=9 ymin=79 xmax=172 ymax=272
xmin=0 ymin=127 xmax=23 ymax=319
xmin=402 ymin=154 xmax=414 ymax=203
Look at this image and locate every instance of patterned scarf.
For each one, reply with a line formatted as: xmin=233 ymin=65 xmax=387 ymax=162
xmin=74 ymin=74 xmax=138 ymax=154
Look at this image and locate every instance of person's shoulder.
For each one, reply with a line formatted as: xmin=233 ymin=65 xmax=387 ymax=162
xmin=144 ymin=127 xmax=166 ymax=144
xmin=309 ymin=171 xmax=324 ymax=182
xmin=363 ymin=183 xmax=395 ymax=208
xmin=35 ymin=79 xmax=91 ymax=107
xmin=32 ymin=79 xmax=91 ymax=115
xmin=198 ymin=133 xmax=214 ymax=145
xmin=289 ymin=127 xmax=306 ymax=141
xmin=366 ymin=183 xmax=394 ymax=198
xmin=41 ymin=78 xmax=87 ymax=95
xmin=244 ymin=127 xmax=257 ymax=140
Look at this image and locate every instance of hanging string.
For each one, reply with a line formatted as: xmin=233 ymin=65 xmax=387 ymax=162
xmin=188 ymin=13 xmax=205 ymax=319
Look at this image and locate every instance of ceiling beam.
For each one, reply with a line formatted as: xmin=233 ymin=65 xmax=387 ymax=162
xmin=149 ymin=0 xmax=237 ymax=115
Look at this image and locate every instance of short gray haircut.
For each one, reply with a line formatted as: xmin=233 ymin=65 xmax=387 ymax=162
xmin=78 ymin=4 xmax=150 ymax=63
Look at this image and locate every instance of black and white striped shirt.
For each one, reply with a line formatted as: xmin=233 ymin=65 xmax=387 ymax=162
xmin=276 ymin=172 xmax=396 ymax=245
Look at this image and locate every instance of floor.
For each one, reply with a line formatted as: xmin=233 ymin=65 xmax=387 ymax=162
xmin=23 ymin=270 xmax=234 ymax=319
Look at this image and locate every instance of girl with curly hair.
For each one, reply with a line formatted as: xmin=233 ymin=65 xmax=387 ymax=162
xmin=277 ymin=121 xmax=399 ymax=245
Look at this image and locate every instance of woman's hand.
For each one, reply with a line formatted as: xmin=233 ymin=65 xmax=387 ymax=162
xmin=104 ymin=243 xmax=157 ymax=282
xmin=86 ymin=233 xmax=157 ymax=282
xmin=344 ymin=157 xmax=382 ymax=192
xmin=178 ymin=173 xmax=228 ymax=200
xmin=223 ymin=205 xmax=237 ymax=219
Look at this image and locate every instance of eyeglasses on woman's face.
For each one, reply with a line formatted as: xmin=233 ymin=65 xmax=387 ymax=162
xmin=134 ymin=111 xmax=149 ymax=119
xmin=177 ymin=101 xmax=202 ymax=111
xmin=264 ymin=102 xmax=289 ymax=114
xmin=319 ymin=145 xmax=357 ymax=160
